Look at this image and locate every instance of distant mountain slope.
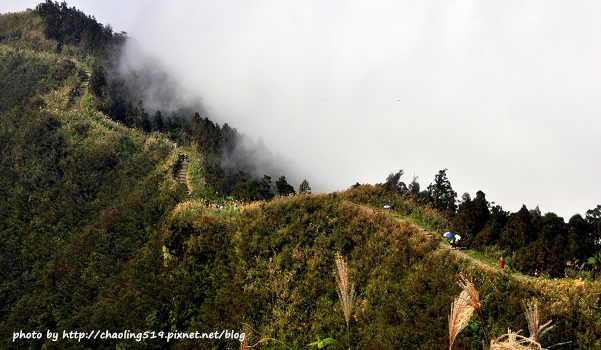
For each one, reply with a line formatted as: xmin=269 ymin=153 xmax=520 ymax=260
xmin=0 ymin=8 xmax=186 ymax=348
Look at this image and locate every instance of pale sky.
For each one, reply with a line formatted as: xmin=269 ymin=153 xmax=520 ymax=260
xmin=3 ymin=0 xmax=600 ymax=220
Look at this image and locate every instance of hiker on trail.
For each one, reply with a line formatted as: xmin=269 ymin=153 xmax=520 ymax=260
xmin=499 ymin=257 xmax=505 ymax=269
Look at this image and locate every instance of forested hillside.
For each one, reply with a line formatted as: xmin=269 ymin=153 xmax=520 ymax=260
xmin=375 ymin=169 xmax=601 ymax=279
xmin=1 ymin=3 xmax=601 ymax=350
xmin=0 ymin=4 xmax=184 ymax=348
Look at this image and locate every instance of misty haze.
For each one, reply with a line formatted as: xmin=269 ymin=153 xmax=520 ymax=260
xmin=112 ymin=0 xmax=600 ymax=219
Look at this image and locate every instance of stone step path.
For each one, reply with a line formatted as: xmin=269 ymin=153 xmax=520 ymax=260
xmin=176 ymin=152 xmax=193 ymax=193
xmin=178 ymin=159 xmax=188 ymax=184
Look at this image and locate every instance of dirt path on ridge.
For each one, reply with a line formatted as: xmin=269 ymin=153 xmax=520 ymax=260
xmin=350 ymin=202 xmax=529 ymax=281
xmin=73 ymin=69 xmax=90 ymax=115
xmin=72 ymin=68 xmax=194 ymax=194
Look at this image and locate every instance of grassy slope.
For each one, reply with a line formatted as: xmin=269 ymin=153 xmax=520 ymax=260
xmin=0 ymin=11 xmax=187 ymax=349
xmin=1 ymin=9 xmax=600 ymax=350
xmin=0 ymin=10 xmax=58 ymax=52
xmin=160 ymin=193 xmax=601 ymax=350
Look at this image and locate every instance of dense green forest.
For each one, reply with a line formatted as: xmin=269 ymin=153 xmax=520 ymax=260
xmin=377 ymin=169 xmax=601 ymax=278
xmin=1 ymin=2 xmax=601 ymax=349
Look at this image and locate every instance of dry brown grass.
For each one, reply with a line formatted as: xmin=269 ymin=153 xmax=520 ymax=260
xmin=457 ymin=275 xmax=483 ymax=324
xmin=335 ymin=252 xmax=356 ymax=328
xmin=449 ymin=290 xmax=475 ymax=349
xmin=490 ymin=330 xmax=544 ymax=350
xmin=489 ymin=300 xmax=566 ymax=350
xmin=335 ymin=252 xmax=356 ymax=350
xmin=524 ymin=299 xmax=553 ymax=343
xmin=449 ymin=276 xmax=487 ymax=349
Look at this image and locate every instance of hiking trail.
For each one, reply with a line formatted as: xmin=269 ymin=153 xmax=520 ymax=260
xmin=351 ymin=202 xmax=530 ymax=281
xmin=177 ymin=152 xmax=193 ymax=193
xmin=73 ymin=68 xmax=89 ymax=115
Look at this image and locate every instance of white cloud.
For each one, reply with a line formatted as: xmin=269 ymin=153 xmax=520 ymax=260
xmin=4 ymin=0 xmax=600 ymax=218
xmin=126 ymin=1 xmax=601 ymax=218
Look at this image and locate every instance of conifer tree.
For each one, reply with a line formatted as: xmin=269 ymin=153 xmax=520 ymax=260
xmin=276 ymin=175 xmax=295 ymax=196
xmin=298 ymin=179 xmax=311 ymax=194
xmin=152 ymin=111 xmax=163 ymax=132
xmin=428 ymin=169 xmax=457 ymax=215
xmin=383 ymin=170 xmax=407 ymax=193
xmin=408 ymin=175 xmax=420 ymax=196
xmin=260 ymin=175 xmax=274 ymax=200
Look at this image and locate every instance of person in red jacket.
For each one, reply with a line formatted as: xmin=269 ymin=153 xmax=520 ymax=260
xmin=499 ymin=257 xmax=505 ymax=269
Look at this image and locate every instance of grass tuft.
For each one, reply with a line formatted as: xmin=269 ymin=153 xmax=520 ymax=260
xmin=524 ymin=299 xmax=553 ymax=343
xmin=449 ymin=289 xmax=475 ymax=349
xmin=335 ymin=252 xmax=355 ymax=349
xmin=490 ymin=330 xmax=544 ymax=350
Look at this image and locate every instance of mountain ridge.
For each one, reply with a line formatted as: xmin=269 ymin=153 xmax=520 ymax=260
xmin=1 ymin=4 xmax=600 ymax=349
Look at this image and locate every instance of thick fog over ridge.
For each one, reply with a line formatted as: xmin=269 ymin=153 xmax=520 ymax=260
xmin=119 ymin=0 xmax=601 ymax=219
xmin=2 ymin=0 xmax=600 ymax=219
xmin=118 ymin=38 xmax=311 ymax=190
